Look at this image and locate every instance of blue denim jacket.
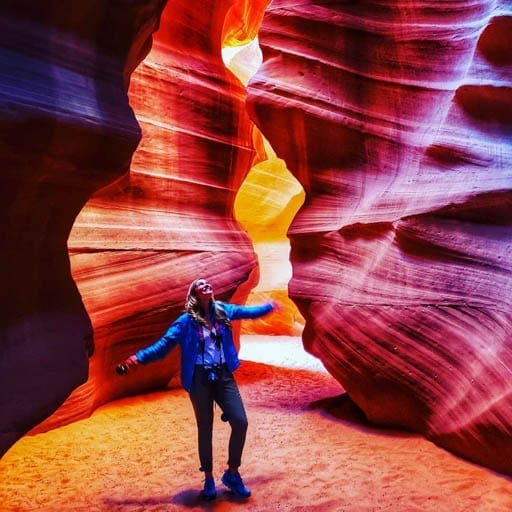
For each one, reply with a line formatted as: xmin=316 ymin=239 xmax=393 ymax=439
xmin=135 ymin=301 xmax=274 ymax=392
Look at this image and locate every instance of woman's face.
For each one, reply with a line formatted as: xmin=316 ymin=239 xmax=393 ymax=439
xmin=194 ymin=279 xmax=213 ymax=300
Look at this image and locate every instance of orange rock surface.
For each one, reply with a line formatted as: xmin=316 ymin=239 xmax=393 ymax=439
xmin=47 ymin=0 xmax=273 ymax=431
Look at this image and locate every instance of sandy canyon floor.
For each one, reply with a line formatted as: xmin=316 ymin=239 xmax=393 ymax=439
xmin=1 ymin=336 xmax=512 ymax=511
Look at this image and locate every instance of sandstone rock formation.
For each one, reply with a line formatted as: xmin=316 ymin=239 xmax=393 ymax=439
xmin=2 ymin=0 xmax=511 ymax=481
xmin=33 ymin=0 xmax=274 ymax=435
xmin=246 ymin=0 xmax=512 ymax=475
xmin=1 ymin=0 xmax=282 ymax=452
xmin=0 ymin=0 xmax=167 ymax=455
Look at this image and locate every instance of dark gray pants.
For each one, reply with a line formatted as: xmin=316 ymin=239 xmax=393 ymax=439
xmin=189 ymin=364 xmax=248 ymax=473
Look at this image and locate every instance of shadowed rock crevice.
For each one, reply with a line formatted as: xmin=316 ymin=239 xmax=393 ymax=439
xmin=0 ymin=0 xmax=167 ymax=456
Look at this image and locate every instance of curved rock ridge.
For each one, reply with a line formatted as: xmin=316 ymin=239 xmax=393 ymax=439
xmin=0 ymin=1 xmax=169 ymax=455
xmin=247 ymin=0 xmax=512 ymax=474
xmin=34 ymin=0 xmax=275 ymax=433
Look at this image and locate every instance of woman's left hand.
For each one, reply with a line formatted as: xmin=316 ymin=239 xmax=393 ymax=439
xmin=271 ymin=300 xmax=284 ymax=312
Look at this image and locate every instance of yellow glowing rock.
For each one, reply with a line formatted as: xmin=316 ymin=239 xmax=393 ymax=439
xmin=235 ymin=155 xmax=304 ymax=242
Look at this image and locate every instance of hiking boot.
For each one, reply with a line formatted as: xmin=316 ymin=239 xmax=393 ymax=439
xmin=200 ymin=476 xmax=217 ymax=500
xmin=221 ymin=470 xmax=251 ymax=498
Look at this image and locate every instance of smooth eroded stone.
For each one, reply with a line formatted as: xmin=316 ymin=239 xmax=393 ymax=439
xmin=247 ymin=0 xmax=512 ymax=474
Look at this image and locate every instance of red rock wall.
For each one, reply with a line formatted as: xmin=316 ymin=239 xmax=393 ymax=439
xmin=246 ymin=0 xmax=512 ymax=475
xmin=34 ymin=0 xmax=272 ymax=433
xmin=1 ymin=0 xmax=275 ymax=453
xmin=1 ymin=0 xmax=269 ymax=447
xmin=2 ymin=0 xmax=512 ymax=479
xmin=0 ymin=0 xmax=169 ymax=457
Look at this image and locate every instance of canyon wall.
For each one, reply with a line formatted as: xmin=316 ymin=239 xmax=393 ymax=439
xmin=1 ymin=0 xmax=271 ymax=453
xmin=35 ymin=0 xmax=276 ymax=435
xmin=0 ymin=0 xmax=168 ymax=457
xmin=2 ymin=0 xmax=512 ymax=478
xmin=246 ymin=0 xmax=512 ymax=475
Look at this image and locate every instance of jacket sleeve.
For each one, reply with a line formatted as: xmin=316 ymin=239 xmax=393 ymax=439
xmin=135 ymin=314 xmax=184 ymax=364
xmin=222 ymin=302 xmax=274 ymax=321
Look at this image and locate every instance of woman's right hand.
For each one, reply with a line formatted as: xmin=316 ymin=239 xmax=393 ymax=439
xmin=116 ymin=354 xmax=139 ymax=375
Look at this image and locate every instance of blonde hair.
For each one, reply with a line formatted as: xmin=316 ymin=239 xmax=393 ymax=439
xmin=185 ymin=278 xmax=231 ymax=328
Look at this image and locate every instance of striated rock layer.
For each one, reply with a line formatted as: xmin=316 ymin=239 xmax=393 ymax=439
xmin=247 ymin=0 xmax=512 ymax=474
xmin=0 ymin=0 xmax=168 ymax=457
xmin=1 ymin=0 xmax=280 ymax=450
xmin=32 ymin=0 xmax=273 ymax=434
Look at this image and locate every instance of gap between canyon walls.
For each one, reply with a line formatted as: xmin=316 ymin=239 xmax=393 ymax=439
xmin=222 ymin=39 xmax=306 ymax=337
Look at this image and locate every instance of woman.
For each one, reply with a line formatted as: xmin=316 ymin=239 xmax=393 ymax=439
xmin=119 ymin=277 xmax=279 ymax=500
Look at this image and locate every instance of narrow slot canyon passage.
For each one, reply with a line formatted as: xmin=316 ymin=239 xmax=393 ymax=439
xmin=223 ymin=37 xmax=324 ymax=371
xmin=2 ymin=2 xmax=512 ymax=511
xmin=3 ymin=39 xmax=511 ymax=512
